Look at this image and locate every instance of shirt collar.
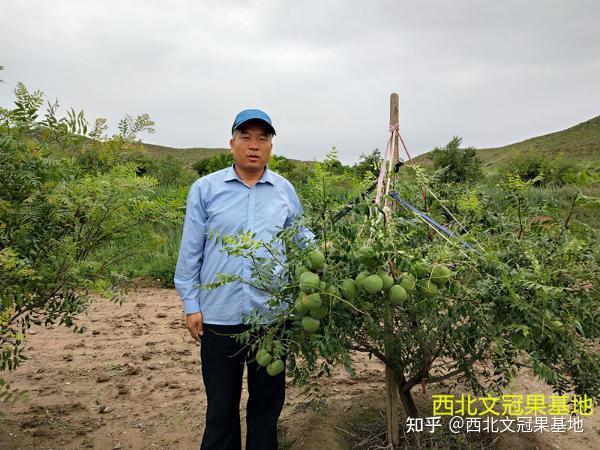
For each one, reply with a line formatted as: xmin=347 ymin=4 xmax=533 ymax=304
xmin=224 ymin=164 xmax=275 ymax=185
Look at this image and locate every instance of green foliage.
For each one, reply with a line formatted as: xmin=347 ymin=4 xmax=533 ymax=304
xmin=0 ymin=84 xmax=168 ymax=375
xmin=295 ymin=152 xmax=367 ymax=237
xmin=143 ymin=155 xmax=195 ymax=187
xmin=192 ymin=152 xmax=234 ymax=177
xmin=498 ymin=154 xmax=579 ymax=187
xmin=268 ymin=154 xmax=295 ymax=175
xmin=212 ymin=160 xmax=599 ymax=419
xmin=429 ymin=136 xmax=483 ymax=183
xmin=68 ymin=116 xmax=154 ymax=174
xmin=473 ymin=115 xmax=600 ymax=173
xmin=191 ymin=151 xmax=305 ymax=185
xmin=141 ymin=225 xmax=183 ymax=288
xmin=321 ymin=147 xmax=345 ymax=175
xmin=353 ymin=148 xmax=381 ymax=178
xmin=0 ymin=378 xmax=27 ymax=417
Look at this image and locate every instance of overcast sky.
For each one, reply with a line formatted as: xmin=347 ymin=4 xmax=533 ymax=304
xmin=1 ymin=0 xmax=599 ymax=164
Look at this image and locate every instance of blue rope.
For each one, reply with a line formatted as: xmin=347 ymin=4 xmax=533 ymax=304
xmin=389 ymin=191 xmax=481 ymax=255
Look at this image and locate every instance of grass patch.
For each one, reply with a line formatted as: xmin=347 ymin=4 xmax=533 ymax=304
xmin=415 ymin=115 xmax=600 ymax=174
xmin=142 ymin=143 xmax=229 ymax=168
xmin=341 ymin=406 xmax=498 ymax=449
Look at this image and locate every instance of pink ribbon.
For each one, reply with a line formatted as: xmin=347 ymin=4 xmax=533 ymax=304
xmin=375 ymin=123 xmax=399 ymax=205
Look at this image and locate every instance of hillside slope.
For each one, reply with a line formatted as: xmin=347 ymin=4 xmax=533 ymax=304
xmin=141 ymin=143 xmax=228 ymax=167
xmin=141 ymin=143 xmax=311 ymax=169
xmin=416 ymin=115 xmax=600 ymax=171
xmin=142 ymin=115 xmax=600 ymax=172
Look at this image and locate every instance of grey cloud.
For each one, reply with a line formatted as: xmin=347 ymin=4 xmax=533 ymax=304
xmin=1 ymin=0 xmax=599 ymax=164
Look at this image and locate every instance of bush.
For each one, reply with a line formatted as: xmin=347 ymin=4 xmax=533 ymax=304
xmin=144 ymin=155 xmax=195 ymax=187
xmin=353 ymin=148 xmax=381 ymax=178
xmin=192 ymin=152 xmax=233 ymax=177
xmin=499 ymin=154 xmax=577 ymax=187
xmin=0 ymin=84 xmax=168 ymax=374
xmin=429 ymin=136 xmax=483 ymax=183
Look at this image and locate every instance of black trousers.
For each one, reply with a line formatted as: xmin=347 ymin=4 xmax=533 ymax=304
xmin=199 ymin=323 xmax=286 ymax=450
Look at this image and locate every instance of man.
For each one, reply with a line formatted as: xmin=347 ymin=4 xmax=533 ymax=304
xmin=174 ymin=109 xmax=312 ymax=450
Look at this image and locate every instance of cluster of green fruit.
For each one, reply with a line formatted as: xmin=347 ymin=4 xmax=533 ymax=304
xmin=293 ymin=249 xmax=333 ymax=334
xmin=296 ymin=245 xmax=453 ymax=312
xmin=331 ymin=245 xmax=454 ymax=310
xmin=263 ymin=246 xmax=454 ymax=376
xmin=255 ymin=339 xmax=285 ymax=376
xmin=254 ymin=249 xmax=330 ymax=377
xmin=290 ymin=245 xmax=454 ymax=332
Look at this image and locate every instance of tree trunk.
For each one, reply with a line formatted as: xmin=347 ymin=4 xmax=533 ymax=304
xmin=397 ymin=380 xmax=419 ymax=417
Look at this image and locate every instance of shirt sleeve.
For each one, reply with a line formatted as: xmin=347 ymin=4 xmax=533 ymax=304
xmin=174 ymin=180 xmax=207 ymax=315
xmin=285 ymin=184 xmax=315 ymax=247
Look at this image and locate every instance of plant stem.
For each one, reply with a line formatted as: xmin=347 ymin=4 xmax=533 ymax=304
xmin=517 ymin=196 xmax=524 ymax=240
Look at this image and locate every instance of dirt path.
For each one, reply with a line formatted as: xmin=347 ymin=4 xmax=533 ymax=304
xmin=1 ymin=287 xmax=597 ymax=449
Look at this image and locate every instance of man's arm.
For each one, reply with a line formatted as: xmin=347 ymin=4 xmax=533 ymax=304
xmin=174 ymin=181 xmax=208 ymax=339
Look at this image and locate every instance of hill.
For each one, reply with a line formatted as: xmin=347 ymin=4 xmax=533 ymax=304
xmin=415 ymin=115 xmax=600 ymax=172
xmin=141 ymin=142 xmax=313 ymax=169
xmin=141 ymin=115 xmax=600 ymax=173
xmin=141 ymin=143 xmax=229 ymax=167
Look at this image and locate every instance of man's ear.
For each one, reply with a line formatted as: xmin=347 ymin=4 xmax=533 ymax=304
xmin=229 ymin=138 xmax=234 ymax=151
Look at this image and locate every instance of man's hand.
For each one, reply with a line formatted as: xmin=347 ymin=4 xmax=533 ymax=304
xmin=186 ymin=312 xmax=204 ymax=342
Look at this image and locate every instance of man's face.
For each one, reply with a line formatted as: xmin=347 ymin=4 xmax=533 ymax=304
xmin=230 ymin=123 xmax=273 ymax=173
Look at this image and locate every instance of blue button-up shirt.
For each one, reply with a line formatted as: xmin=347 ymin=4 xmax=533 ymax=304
xmin=174 ymin=165 xmax=313 ymax=324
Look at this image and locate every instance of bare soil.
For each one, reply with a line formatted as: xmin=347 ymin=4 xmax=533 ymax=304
xmin=1 ymin=287 xmax=598 ymax=449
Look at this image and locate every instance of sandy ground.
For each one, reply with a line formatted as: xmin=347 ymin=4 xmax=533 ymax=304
xmin=0 ymin=287 xmax=597 ymax=450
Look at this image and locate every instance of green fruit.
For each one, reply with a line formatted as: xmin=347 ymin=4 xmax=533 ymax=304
xmin=295 ymin=264 xmax=309 ymax=280
xmin=411 ymin=261 xmax=430 ymax=279
xmin=417 ymin=280 xmax=438 ymax=298
xmin=326 ymin=285 xmax=341 ymax=304
xmin=302 ymin=316 xmax=320 ymax=333
xmin=256 ymin=349 xmax=272 ymax=367
xmin=388 ymin=285 xmax=408 ymax=304
xmin=431 ymin=265 xmax=453 ymax=286
xmin=299 ymin=271 xmax=320 ymax=292
xmin=302 ymin=293 xmax=323 ymax=310
xmin=355 ymin=271 xmax=371 ymax=289
xmin=266 ymin=359 xmax=285 ymax=376
xmin=320 ymin=281 xmax=327 ymax=291
xmin=357 ymin=246 xmax=376 ymax=265
xmin=306 ymin=249 xmax=325 ymax=271
xmin=326 ymin=284 xmax=340 ymax=297
xmin=376 ymin=271 xmax=394 ymax=290
xmin=295 ymin=294 xmax=308 ymax=315
xmin=363 ymin=275 xmax=384 ymax=294
xmin=340 ymin=279 xmax=358 ymax=300
xmin=310 ymin=304 xmax=328 ymax=320
xmin=399 ymin=273 xmax=417 ymax=292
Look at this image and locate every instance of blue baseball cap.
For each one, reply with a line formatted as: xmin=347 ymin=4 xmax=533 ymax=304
xmin=231 ymin=109 xmax=276 ymax=135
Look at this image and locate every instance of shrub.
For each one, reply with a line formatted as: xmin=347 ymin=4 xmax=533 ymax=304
xmin=192 ymin=152 xmax=233 ymax=176
xmin=144 ymin=155 xmax=195 ymax=187
xmin=0 ymin=84 xmax=167 ymax=374
xmin=429 ymin=136 xmax=483 ymax=183
xmin=499 ymin=154 xmax=578 ymax=187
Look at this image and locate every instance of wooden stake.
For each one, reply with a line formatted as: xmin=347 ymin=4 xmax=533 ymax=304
xmin=390 ymin=93 xmax=399 ymax=161
xmin=384 ymin=92 xmax=401 ymax=448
